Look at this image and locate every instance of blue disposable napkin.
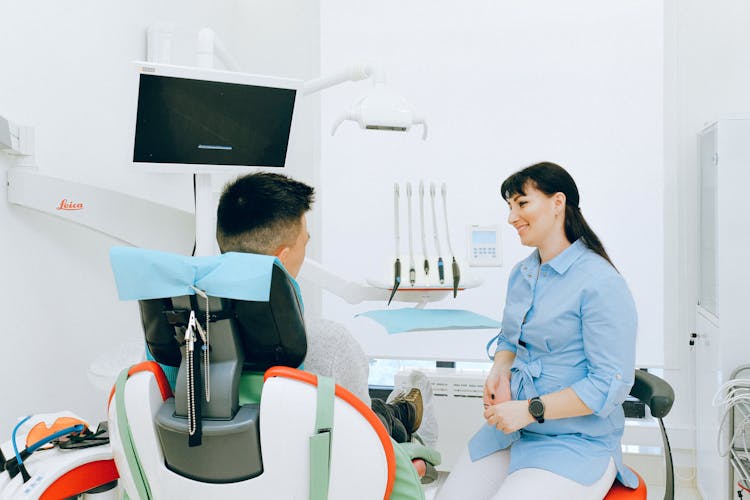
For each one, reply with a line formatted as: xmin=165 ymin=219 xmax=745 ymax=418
xmin=357 ymin=308 xmax=501 ymax=334
xmin=110 ymin=247 xmax=280 ymax=301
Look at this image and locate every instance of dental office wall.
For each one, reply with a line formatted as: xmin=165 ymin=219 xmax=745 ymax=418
xmin=319 ymin=3 xmax=663 ymax=364
xmin=316 ymin=0 xmax=750 ymax=478
xmin=0 ymin=1 xmax=321 ymax=436
xmin=663 ymin=0 xmax=750 ymax=496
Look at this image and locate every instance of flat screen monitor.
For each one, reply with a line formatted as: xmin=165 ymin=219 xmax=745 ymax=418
xmin=129 ymin=62 xmax=301 ymax=173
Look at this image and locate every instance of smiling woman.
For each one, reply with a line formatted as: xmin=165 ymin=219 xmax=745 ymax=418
xmin=435 ymin=162 xmax=637 ymax=500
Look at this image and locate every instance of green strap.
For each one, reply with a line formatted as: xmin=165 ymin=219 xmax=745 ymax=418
xmin=309 ymin=375 xmax=335 ymax=500
xmin=115 ymin=367 xmax=152 ymax=500
xmin=397 ymin=442 xmax=442 ymax=467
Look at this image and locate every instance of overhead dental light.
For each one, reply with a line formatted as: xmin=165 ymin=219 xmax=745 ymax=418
xmin=302 ymin=64 xmax=427 ymax=140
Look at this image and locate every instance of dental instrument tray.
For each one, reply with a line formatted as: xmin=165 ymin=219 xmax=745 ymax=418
xmin=366 ymin=279 xmax=480 ymax=293
xmin=384 ymin=180 xmax=472 ymax=304
xmin=367 ymin=263 xmax=481 ymax=307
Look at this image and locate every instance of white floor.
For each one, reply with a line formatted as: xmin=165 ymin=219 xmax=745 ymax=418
xmin=422 ymin=471 xmax=703 ymax=500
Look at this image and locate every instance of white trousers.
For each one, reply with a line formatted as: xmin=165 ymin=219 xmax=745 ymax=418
xmin=435 ymin=447 xmax=617 ymax=500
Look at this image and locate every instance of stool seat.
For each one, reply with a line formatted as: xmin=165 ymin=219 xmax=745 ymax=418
xmin=604 ymin=468 xmax=646 ymax=500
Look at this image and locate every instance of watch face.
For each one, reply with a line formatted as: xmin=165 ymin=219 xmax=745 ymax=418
xmin=529 ymin=398 xmax=544 ymax=418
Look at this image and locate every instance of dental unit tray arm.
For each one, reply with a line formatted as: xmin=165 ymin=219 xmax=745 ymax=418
xmin=299 ymin=258 xmax=481 ymax=308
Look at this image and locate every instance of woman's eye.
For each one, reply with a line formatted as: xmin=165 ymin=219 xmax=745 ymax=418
xmin=519 ymin=201 xmax=527 ymax=207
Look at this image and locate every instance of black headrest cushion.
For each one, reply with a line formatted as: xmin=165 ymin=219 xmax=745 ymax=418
xmin=139 ymin=264 xmax=307 ymax=371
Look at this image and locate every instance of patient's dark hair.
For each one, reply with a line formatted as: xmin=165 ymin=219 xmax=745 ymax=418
xmin=500 ymin=161 xmax=615 ymax=270
xmin=217 ymin=172 xmax=315 ymax=255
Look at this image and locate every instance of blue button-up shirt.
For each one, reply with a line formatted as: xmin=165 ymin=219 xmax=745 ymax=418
xmin=468 ymin=239 xmax=638 ymax=488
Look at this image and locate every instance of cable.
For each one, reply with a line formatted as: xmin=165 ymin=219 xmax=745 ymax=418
xmin=713 ymin=379 xmax=750 ymax=407
xmin=26 ymin=424 xmax=85 ymax=454
xmin=419 ymin=181 xmax=429 ymax=276
xmin=7 ymin=418 xmax=83 ymax=484
xmin=192 ymin=174 xmax=197 ymax=256
xmin=406 ymin=182 xmax=415 ymax=286
xmin=715 ymin=378 xmax=750 ymax=487
xmin=11 ymin=415 xmax=31 ymax=468
xmin=440 ymin=182 xmax=460 ymax=297
xmin=429 ymin=182 xmax=444 ymax=284
xmin=388 ymin=183 xmax=402 ymax=305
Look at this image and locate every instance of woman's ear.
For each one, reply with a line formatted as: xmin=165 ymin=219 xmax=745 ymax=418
xmin=553 ymin=192 xmax=566 ymax=214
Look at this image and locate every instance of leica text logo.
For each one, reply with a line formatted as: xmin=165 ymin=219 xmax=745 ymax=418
xmin=56 ymin=199 xmax=84 ymax=211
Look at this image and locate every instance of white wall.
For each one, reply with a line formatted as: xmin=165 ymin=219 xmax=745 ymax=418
xmin=319 ymin=0 xmax=664 ymax=366
xmin=0 ymin=0 xmax=320 ymax=436
xmin=663 ymin=0 xmax=750 ymax=489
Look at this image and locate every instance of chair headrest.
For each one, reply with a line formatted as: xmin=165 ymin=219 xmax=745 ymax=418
xmin=110 ymin=247 xmax=307 ymax=371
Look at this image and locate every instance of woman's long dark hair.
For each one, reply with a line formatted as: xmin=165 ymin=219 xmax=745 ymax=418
xmin=500 ymin=161 xmax=616 ymax=270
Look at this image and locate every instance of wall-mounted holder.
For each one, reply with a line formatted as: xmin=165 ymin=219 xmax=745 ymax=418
xmin=0 ymin=115 xmax=35 ymax=167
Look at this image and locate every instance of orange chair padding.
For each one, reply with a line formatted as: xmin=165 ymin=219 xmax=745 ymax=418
xmin=39 ymin=459 xmax=118 ymax=500
xmin=603 ymin=468 xmax=647 ymax=500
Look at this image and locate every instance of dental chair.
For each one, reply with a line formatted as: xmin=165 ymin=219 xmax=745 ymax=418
xmin=107 ymin=248 xmax=428 ymax=499
xmin=604 ymin=369 xmax=675 ymax=500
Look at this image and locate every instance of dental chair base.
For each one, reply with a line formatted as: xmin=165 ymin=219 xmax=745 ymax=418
xmin=109 ymin=363 xmax=396 ymax=499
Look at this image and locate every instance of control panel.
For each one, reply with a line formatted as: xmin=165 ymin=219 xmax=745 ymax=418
xmin=467 ymin=225 xmax=502 ymax=267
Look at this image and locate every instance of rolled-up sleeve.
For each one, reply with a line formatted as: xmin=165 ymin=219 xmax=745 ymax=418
xmin=495 ymin=261 xmax=524 ymax=355
xmin=571 ymin=274 xmax=637 ymax=417
xmin=495 ymin=332 xmax=518 ymax=354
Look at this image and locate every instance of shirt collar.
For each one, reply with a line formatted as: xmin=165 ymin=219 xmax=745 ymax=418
xmin=545 ymin=238 xmax=587 ymax=275
xmin=521 ymin=249 xmax=541 ymax=270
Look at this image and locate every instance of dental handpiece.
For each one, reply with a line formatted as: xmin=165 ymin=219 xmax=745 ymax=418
xmin=419 ymin=181 xmax=429 ymax=276
xmin=388 ymin=183 xmax=401 ymax=305
xmin=441 ymin=182 xmax=461 ymax=297
xmin=430 ymin=182 xmax=444 ymax=284
xmin=406 ymin=182 xmax=416 ymax=286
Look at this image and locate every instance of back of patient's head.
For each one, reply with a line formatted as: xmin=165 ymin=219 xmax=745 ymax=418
xmin=216 ymin=172 xmax=315 ymax=255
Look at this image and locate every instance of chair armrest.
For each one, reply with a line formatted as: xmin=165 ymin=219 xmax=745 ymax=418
xmin=631 ymin=370 xmax=675 ymax=418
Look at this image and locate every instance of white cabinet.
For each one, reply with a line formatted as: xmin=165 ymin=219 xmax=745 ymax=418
xmin=695 ymin=117 xmax=750 ymax=500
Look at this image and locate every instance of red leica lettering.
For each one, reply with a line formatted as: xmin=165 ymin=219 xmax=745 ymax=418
xmin=56 ymin=199 xmax=84 ymax=211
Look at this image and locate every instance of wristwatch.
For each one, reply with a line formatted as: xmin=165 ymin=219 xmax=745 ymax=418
xmin=528 ymin=397 xmax=545 ymax=424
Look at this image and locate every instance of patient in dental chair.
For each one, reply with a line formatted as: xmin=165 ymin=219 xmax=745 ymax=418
xmin=306 ymin=317 xmax=437 ymax=446
xmin=215 ymin=171 xmax=436 ymax=450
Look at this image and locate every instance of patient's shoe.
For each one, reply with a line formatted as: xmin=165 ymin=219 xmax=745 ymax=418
xmin=389 ymin=388 xmax=423 ymax=434
xmin=388 ymin=370 xmax=439 ymax=448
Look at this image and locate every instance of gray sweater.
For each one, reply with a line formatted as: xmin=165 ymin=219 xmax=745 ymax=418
xmin=303 ymin=317 xmax=372 ymax=406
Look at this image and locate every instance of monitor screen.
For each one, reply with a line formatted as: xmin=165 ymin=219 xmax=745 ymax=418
xmin=131 ymin=62 xmax=300 ymax=172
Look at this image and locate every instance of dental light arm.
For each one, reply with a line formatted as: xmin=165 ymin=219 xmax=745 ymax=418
xmin=196 ymin=28 xmax=241 ymax=71
xmin=303 ymin=64 xmax=427 ymax=140
xmin=302 ymin=64 xmax=377 ymax=96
